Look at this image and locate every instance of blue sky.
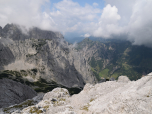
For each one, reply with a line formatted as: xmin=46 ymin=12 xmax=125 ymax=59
xmin=0 ymin=0 xmax=152 ymax=47
xmin=49 ymin=0 xmax=106 ymax=38
xmin=50 ymin=0 xmax=105 ymax=8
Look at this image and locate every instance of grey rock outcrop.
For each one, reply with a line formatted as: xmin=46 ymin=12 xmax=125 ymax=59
xmin=43 ymin=88 xmax=70 ymax=100
xmin=0 ymin=26 xmax=2 ymax=36
xmin=3 ymin=75 xmax=152 ymax=114
xmin=0 ymin=78 xmax=37 ymax=108
xmin=0 ymin=24 xmax=97 ymax=88
xmin=117 ymin=75 xmax=130 ymax=83
xmin=109 ymin=77 xmax=115 ymax=81
xmin=77 ymin=38 xmax=115 ymax=69
xmin=0 ymin=43 xmax=15 ymax=70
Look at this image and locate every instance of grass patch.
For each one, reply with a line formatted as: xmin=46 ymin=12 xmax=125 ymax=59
xmin=80 ymin=104 xmax=90 ymax=111
xmin=0 ymin=70 xmax=82 ymax=95
xmin=3 ymin=99 xmax=34 ymax=113
xmin=99 ymin=69 xmax=109 ymax=78
xmin=43 ymin=105 xmax=49 ymax=110
xmin=29 ymin=107 xmax=43 ymax=114
xmin=90 ymin=98 xmax=95 ymax=102
xmin=111 ymin=73 xmax=120 ymax=79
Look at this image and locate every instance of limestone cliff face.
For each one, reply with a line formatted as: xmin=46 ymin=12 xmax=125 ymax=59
xmin=0 ymin=78 xmax=37 ymax=108
xmin=77 ymin=38 xmax=115 ymax=69
xmin=0 ymin=24 xmax=97 ymax=88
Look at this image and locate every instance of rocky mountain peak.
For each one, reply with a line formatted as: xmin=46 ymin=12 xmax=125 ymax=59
xmin=0 ymin=23 xmax=64 ymax=41
xmin=0 ymin=26 xmax=2 ymax=36
xmin=0 ymin=23 xmax=97 ymax=92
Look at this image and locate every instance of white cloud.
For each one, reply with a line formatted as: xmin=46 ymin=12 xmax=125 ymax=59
xmin=104 ymin=0 xmax=152 ymax=47
xmin=93 ymin=2 xmax=99 ymax=7
xmin=0 ymin=0 xmax=152 ymax=47
xmin=127 ymin=0 xmax=152 ymax=46
xmin=92 ymin=4 xmax=122 ymax=38
xmin=100 ymin=4 xmax=121 ymax=24
xmin=49 ymin=0 xmax=101 ymax=34
xmin=0 ymin=0 xmax=57 ymax=31
xmin=84 ymin=33 xmax=91 ymax=38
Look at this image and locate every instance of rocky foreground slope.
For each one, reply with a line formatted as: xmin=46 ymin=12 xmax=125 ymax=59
xmin=1 ymin=74 xmax=152 ymax=114
xmin=0 ymin=24 xmax=97 ymax=89
xmin=0 ymin=79 xmax=37 ymax=108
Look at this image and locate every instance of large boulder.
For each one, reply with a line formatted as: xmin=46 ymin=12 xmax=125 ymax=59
xmin=147 ymin=72 xmax=152 ymax=76
xmin=43 ymin=88 xmax=70 ymax=100
xmin=0 ymin=79 xmax=37 ymax=108
xmin=117 ymin=75 xmax=130 ymax=83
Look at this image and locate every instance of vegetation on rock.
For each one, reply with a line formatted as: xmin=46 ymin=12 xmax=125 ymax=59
xmin=0 ymin=70 xmax=82 ymax=95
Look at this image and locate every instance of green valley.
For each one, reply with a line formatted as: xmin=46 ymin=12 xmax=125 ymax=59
xmin=77 ymin=38 xmax=152 ymax=81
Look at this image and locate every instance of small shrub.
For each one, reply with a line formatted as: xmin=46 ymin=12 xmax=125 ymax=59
xmin=43 ymin=105 xmax=49 ymax=110
xmin=80 ymin=104 xmax=90 ymax=111
xmin=29 ymin=107 xmax=43 ymax=114
xmin=90 ymin=98 xmax=95 ymax=102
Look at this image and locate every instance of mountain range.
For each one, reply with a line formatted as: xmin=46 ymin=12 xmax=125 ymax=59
xmin=76 ymin=38 xmax=152 ymax=81
xmin=0 ymin=24 xmax=97 ymax=107
xmin=0 ymin=23 xmax=152 ymax=113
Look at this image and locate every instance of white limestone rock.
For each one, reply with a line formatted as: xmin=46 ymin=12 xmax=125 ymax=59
xmin=8 ymin=88 xmax=73 ymax=114
xmin=43 ymin=88 xmax=70 ymax=100
xmin=147 ymin=72 xmax=152 ymax=76
xmin=6 ymin=75 xmax=152 ymax=114
xmin=117 ymin=75 xmax=130 ymax=83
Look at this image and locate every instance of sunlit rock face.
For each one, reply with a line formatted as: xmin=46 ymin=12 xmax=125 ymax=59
xmin=0 ymin=78 xmax=37 ymax=108
xmin=117 ymin=75 xmax=130 ymax=83
xmin=2 ymin=75 xmax=152 ymax=114
xmin=0 ymin=24 xmax=97 ymax=88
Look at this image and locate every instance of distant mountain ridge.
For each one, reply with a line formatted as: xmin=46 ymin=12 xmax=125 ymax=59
xmin=0 ymin=24 xmax=97 ymax=93
xmin=76 ymin=38 xmax=152 ymax=80
xmin=65 ymin=36 xmax=127 ymax=44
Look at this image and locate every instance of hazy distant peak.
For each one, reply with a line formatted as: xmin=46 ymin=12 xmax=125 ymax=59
xmin=0 ymin=23 xmax=64 ymax=40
